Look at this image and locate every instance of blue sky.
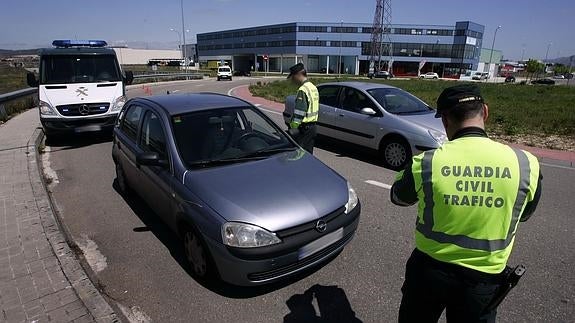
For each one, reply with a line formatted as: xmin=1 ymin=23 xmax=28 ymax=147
xmin=0 ymin=0 xmax=573 ymax=60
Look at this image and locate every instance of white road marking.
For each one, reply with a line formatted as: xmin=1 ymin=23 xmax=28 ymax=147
xmin=254 ymin=104 xmax=262 ymax=107
xmin=77 ymin=235 xmax=107 ymax=273
xmin=41 ymin=146 xmax=59 ymax=190
xmin=227 ymin=85 xmax=283 ymax=115
xmin=117 ymin=303 xmax=152 ymax=323
xmin=540 ymin=162 xmax=575 ymax=171
xmin=170 ymin=89 xmax=180 ymax=93
xmin=365 ymin=180 xmax=392 ymax=190
xmin=259 ymin=107 xmax=283 ymax=116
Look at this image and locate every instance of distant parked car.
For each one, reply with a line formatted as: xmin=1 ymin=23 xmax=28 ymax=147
xmin=505 ymin=75 xmax=516 ymax=83
xmin=420 ymin=72 xmax=439 ymax=79
xmin=472 ymin=72 xmax=490 ymax=80
xmin=532 ymin=78 xmax=556 ymax=85
xmin=217 ymin=66 xmax=232 ymax=81
xmin=284 ymin=82 xmax=447 ymax=170
xmin=553 ymin=75 xmax=565 ymax=79
xmin=373 ymin=71 xmax=394 ymax=79
xmin=233 ymin=70 xmax=251 ymax=77
xmin=565 ymin=73 xmax=574 ymax=79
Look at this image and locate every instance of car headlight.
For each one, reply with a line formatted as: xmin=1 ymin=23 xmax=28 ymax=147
xmin=429 ymin=129 xmax=448 ymax=145
xmin=345 ymin=182 xmax=359 ymax=214
xmin=111 ymin=96 xmax=126 ymax=112
xmin=222 ymin=222 xmax=281 ymax=248
xmin=39 ymin=100 xmax=56 ymax=116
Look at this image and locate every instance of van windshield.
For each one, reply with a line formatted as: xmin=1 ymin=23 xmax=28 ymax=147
xmin=40 ymin=55 xmax=121 ymax=84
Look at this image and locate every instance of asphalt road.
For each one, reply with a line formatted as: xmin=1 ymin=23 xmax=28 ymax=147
xmin=45 ymin=77 xmax=574 ymax=323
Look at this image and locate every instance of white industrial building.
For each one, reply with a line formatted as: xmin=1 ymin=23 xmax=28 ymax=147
xmin=112 ymin=48 xmax=181 ymax=65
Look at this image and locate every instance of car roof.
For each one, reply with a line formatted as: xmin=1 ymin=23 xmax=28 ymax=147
xmin=137 ymin=93 xmax=252 ymax=116
xmin=318 ymin=81 xmax=397 ymax=91
xmin=39 ymin=47 xmax=116 ymax=56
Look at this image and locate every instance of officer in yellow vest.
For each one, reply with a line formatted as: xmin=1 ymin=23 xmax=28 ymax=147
xmin=391 ymin=84 xmax=542 ymax=323
xmin=287 ymin=63 xmax=319 ymax=153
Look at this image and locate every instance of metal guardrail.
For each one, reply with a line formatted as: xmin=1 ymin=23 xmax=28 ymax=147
xmin=0 ymin=88 xmax=37 ymax=120
xmin=133 ymin=73 xmax=203 ymax=80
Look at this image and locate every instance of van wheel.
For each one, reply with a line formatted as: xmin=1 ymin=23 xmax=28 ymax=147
xmin=380 ymin=137 xmax=411 ymax=171
xmin=183 ymin=226 xmax=215 ymax=279
xmin=217 ymin=77 xmax=221 ymax=81
xmin=115 ymin=163 xmax=130 ymax=195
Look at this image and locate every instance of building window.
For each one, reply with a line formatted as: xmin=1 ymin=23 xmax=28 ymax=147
xmin=331 ymin=41 xmax=357 ymax=47
xmin=362 ymin=27 xmax=373 ymax=33
xmin=233 ymin=43 xmax=242 ymax=49
xmin=394 ymin=28 xmax=412 ymax=35
xmin=298 ymin=40 xmax=327 ymax=47
xmin=331 ymin=26 xmax=358 ymax=33
xmin=410 ymin=29 xmax=423 ymax=35
xmin=282 ymin=26 xmax=296 ymax=33
xmin=282 ymin=40 xmax=296 ymax=47
xmin=298 ymin=26 xmax=328 ymax=33
xmin=256 ymin=41 xmax=267 ymax=47
xmin=426 ymin=29 xmax=453 ymax=36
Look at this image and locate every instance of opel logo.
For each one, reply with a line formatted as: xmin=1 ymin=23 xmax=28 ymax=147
xmin=315 ymin=220 xmax=327 ymax=233
xmin=79 ymin=104 xmax=90 ymax=115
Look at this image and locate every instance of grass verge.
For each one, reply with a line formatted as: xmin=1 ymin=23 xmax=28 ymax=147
xmin=249 ymin=78 xmax=575 ymax=137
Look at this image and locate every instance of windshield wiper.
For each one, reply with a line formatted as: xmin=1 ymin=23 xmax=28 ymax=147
xmin=240 ymin=146 xmax=298 ymax=158
xmin=188 ymin=156 xmax=267 ymax=168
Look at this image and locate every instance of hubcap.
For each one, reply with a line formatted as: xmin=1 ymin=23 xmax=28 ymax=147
xmin=184 ymin=231 xmax=207 ymax=277
xmin=385 ymin=142 xmax=406 ymax=167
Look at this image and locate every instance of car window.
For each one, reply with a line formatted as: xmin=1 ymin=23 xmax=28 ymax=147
xmin=172 ymin=107 xmax=294 ymax=166
xmin=121 ymin=105 xmax=143 ymax=141
xmin=318 ymin=86 xmax=340 ymax=107
xmin=340 ymin=87 xmax=377 ymax=113
xmin=140 ymin=111 xmax=167 ymax=158
xmin=367 ymin=88 xmax=431 ymax=115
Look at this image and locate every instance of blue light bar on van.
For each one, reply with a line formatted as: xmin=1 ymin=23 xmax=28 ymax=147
xmin=52 ymin=40 xmax=108 ymax=48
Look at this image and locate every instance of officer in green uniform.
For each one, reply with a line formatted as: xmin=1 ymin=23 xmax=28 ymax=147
xmin=287 ymin=63 xmax=319 ymax=153
xmin=391 ymin=84 xmax=542 ymax=323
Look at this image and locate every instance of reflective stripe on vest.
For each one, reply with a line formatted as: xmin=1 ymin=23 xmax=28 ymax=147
xmin=416 ymin=148 xmax=532 ymax=252
xmin=298 ymin=82 xmax=319 ymax=123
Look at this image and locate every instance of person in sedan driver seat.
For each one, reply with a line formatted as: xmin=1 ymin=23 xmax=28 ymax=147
xmin=390 ymin=84 xmax=542 ymax=323
xmin=287 ymin=63 xmax=319 ymax=153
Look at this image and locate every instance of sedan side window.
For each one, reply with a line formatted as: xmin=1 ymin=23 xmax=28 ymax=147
xmin=319 ymin=86 xmax=340 ymax=107
xmin=121 ymin=105 xmax=143 ymax=141
xmin=140 ymin=111 xmax=167 ymax=158
xmin=340 ymin=88 xmax=377 ymax=114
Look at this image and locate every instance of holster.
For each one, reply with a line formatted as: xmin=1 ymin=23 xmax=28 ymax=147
xmin=483 ymin=265 xmax=526 ymax=313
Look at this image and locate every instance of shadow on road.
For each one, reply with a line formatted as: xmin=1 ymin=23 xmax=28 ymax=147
xmin=314 ymin=135 xmax=385 ymax=169
xmin=284 ymin=284 xmax=362 ymax=323
xmin=44 ymin=131 xmax=113 ymax=151
xmin=113 ymin=180 xmax=340 ymax=299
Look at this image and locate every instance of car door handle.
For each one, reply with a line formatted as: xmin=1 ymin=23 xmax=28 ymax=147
xmin=338 ymin=113 xmax=345 ymax=117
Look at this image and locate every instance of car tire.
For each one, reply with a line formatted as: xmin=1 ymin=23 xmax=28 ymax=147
xmin=434 ymin=76 xmax=438 ymax=79
xmin=229 ymin=77 xmax=233 ymax=81
xmin=420 ymin=76 xmax=424 ymax=79
xmin=182 ymin=224 xmax=216 ymax=280
xmin=380 ymin=137 xmax=412 ymax=171
xmin=115 ymin=163 xmax=131 ymax=195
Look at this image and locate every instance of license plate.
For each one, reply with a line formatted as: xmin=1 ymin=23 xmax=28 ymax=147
xmin=298 ymin=227 xmax=344 ymax=260
xmin=75 ymin=125 xmax=102 ymax=133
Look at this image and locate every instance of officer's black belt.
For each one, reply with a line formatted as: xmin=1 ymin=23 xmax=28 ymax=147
xmin=413 ymin=249 xmax=505 ymax=284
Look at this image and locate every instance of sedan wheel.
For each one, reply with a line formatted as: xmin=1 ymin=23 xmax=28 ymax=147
xmin=184 ymin=230 xmax=208 ymax=278
xmin=381 ymin=139 xmax=411 ymax=171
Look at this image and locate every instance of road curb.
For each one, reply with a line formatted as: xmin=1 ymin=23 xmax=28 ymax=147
xmin=26 ymin=128 xmax=120 ymax=323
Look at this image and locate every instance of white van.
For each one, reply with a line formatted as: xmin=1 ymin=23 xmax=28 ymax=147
xmin=27 ymin=40 xmax=133 ymax=138
xmin=217 ymin=66 xmax=232 ymax=81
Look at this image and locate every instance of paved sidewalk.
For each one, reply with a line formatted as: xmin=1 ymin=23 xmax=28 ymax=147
xmin=231 ymin=85 xmax=575 ymax=167
xmin=0 ymin=110 xmax=117 ymax=322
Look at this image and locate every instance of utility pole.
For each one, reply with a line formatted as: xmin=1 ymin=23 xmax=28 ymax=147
xmin=544 ymin=43 xmax=552 ymax=75
xmin=488 ymin=25 xmax=501 ymax=82
xmin=180 ymin=0 xmax=187 ymax=66
xmin=338 ymin=20 xmax=343 ymax=77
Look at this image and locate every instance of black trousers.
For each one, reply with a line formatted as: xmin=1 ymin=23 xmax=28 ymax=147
xmin=399 ymin=249 xmax=500 ymax=323
xmin=295 ymin=123 xmax=317 ymax=154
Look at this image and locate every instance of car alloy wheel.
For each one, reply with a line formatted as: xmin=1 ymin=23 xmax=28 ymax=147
xmin=184 ymin=230 xmax=208 ymax=277
xmin=381 ymin=139 xmax=411 ymax=171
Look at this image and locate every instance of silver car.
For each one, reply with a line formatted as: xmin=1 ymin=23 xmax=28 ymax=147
xmin=284 ymin=82 xmax=447 ymax=170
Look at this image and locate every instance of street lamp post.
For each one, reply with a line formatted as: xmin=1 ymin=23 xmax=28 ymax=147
xmin=432 ymin=38 xmax=439 ymax=73
xmin=544 ymin=43 xmax=552 ymax=74
xmin=338 ymin=21 xmax=343 ymax=77
xmin=488 ymin=25 xmax=501 ymax=82
xmin=170 ymin=28 xmax=182 ymax=61
xmin=180 ymin=0 xmax=187 ymax=66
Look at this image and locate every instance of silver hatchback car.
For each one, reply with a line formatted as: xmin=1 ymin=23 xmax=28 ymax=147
xmin=285 ymin=82 xmax=447 ymax=170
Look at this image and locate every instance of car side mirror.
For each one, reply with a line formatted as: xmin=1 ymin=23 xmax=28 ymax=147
xmin=360 ymin=107 xmax=377 ymax=116
xmin=136 ymin=151 xmax=168 ymax=168
xmin=26 ymin=72 xmax=39 ymax=87
xmin=124 ymin=71 xmax=134 ymax=85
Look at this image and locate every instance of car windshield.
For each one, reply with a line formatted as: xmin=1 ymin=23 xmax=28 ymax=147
xmin=40 ymin=55 xmax=121 ymax=84
xmin=173 ymin=106 xmax=295 ymax=168
xmin=367 ymin=88 xmax=432 ymax=115
xmin=219 ymin=67 xmax=230 ymax=72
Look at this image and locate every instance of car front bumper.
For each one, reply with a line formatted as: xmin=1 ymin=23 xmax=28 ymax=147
xmin=204 ymin=204 xmax=361 ymax=286
xmin=40 ymin=114 xmax=119 ymax=134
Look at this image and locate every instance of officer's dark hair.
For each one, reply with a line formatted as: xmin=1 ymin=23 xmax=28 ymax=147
xmin=301 ymin=70 xmax=307 ymax=77
xmin=443 ymin=101 xmax=484 ymax=124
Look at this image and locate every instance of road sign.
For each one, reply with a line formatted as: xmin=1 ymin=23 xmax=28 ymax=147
xmin=418 ymin=60 xmax=426 ymax=71
xmin=263 ymin=55 xmax=269 ymax=61
xmin=151 ymin=65 xmax=158 ymax=71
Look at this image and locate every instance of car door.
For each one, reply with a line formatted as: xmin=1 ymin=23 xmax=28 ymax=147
xmin=137 ymin=110 xmax=175 ymax=223
xmin=116 ymin=104 xmax=144 ymax=191
xmin=334 ymin=87 xmax=382 ymax=148
xmin=316 ymin=85 xmax=342 ymax=138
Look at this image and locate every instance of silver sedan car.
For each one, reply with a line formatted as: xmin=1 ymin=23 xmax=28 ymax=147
xmin=285 ymin=82 xmax=447 ymax=170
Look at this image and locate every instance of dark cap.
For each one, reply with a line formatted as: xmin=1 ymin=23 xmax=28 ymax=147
xmin=435 ymin=84 xmax=484 ymax=118
xmin=287 ymin=63 xmax=305 ymax=79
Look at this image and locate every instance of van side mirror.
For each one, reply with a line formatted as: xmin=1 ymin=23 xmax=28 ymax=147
xmin=136 ymin=152 xmax=168 ymax=168
xmin=360 ymin=107 xmax=377 ymax=116
xmin=124 ymin=71 xmax=134 ymax=85
xmin=27 ymin=72 xmax=39 ymax=87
